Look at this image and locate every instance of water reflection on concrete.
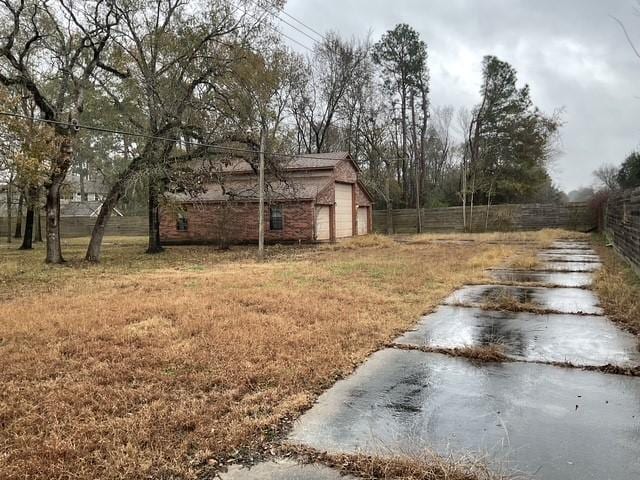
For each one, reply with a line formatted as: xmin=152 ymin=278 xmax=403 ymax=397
xmin=444 ymin=285 xmax=603 ymax=315
xmin=289 ymin=349 xmax=640 ymax=480
xmin=396 ymin=306 xmax=640 ymax=366
xmin=489 ymin=270 xmax=593 ymax=287
xmin=538 ymin=253 xmax=601 ymax=263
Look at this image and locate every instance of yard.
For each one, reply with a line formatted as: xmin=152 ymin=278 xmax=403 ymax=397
xmin=0 ymin=231 xmax=581 ymax=479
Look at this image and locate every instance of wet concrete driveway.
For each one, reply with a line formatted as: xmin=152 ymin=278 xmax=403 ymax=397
xmin=489 ymin=269 xmax=593 ymax=287
xmin=444 ymin=284 xmax=603 ymax=315
xmin=396 ymin=305 xmax=640 ymax=366
xmin=226 ymin=239 xmax=640 ymax=479
xmin=289 ymin=349 xmax=640 ymax=479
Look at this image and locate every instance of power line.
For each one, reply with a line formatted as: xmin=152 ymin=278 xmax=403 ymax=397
xmin=245 ymin=0 xmax=325 ymax=45
xmin=261 ymin=0 xmax=327 ymax=42
xmin=0 ymin=110 xmax=406 ymax=163
xmin=232 ymin=0 xmax=314 ymax=52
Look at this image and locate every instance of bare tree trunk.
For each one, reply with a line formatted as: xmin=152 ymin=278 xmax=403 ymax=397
xmin=257 ymin=126 xmax=266 ymax=260
xmin=485 ymin=183 xmax=493 ymax=232
xmin=385 ymin=170 xmax=394 ymax=234
xmin=34 ymin=203 xmax=42 ymax=242
xmin=6 ymin=180 xmax=12 ymax=244
xmin=461 ymin=159 xmax=467 ymax=232
xmin=45 ymin=141 xmax=73 ymax=263
xmin=14 ymin=192 xmax=23 ymax=239
xmin=401 ymin=91 xmax=408 ymax=202
xmin=411 ymin=93 xmax=422 ymax=233
xmin=469 ymin=173 xmax=476 ymax=233
xmin=86 ymin=147 xmax=153 ymax=262
xmin=146 ymin=177 xmax=164 ymax=254
xmin=20 ymin=204 xmax=34 ymax=250
xmin=79 ymin=159 xmax=86 ymax=202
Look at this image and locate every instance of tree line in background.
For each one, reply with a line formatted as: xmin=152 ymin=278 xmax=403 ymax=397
xmin=1 ymin=0 xmax=564 ymax=263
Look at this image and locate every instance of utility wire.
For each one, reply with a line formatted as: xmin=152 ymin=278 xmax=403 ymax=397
xmin=0 ymin=110 xmax=406 ymax=163
xmin=232 ymin=0 xmax=314 ymax=52
xmin=260 ymin=0 xmax=326 ymax=42
xmin=245 ymin=0 xmax=324 ymax=45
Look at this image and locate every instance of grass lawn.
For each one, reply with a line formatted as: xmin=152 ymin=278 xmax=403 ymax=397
xmin=593 ymin=235 xmax=640 ymax=336
xmin=0 ymin=231 xmax=576 ymax=479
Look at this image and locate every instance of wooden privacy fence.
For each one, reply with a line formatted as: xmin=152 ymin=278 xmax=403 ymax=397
xmin=605 ymin=187 xmax=640 ymax=275
xmin=0 ymin=216 xmax=147 ymax=238
xmin=373 ymin=203 xmax=596 ymax=234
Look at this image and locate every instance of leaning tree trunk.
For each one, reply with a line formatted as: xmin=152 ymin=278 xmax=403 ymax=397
xmin=86 ymin=171 xmax=131 ymax=262
xmin=146 ymin=178 xmax=164 ymax=254
xmin=14 ymin=192 xmax=24 ymax=239
xmin=45 ymin=138 xmax=74 ymax=264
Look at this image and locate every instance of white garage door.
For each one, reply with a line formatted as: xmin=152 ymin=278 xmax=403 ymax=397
xmin=335 ymin=183 xmax=353 ymax=238
xmin=315 ymin=206 xmax=330 ymax=241
xmin=357 ymin=207 xmax=369 ymax=235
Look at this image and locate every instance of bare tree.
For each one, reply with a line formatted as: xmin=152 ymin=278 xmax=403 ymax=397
xmin=593 ymin=164 xmax=620 ymax=191
xmin=291 ymin=33 xmax=369 ymax=154
xmin=0 ymin=0 xmax=120 ymax=262
xmin=85 ymin=0 xmax=254 ymax=262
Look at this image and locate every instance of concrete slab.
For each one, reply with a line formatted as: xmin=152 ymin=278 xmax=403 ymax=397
xmin=289 ymin=349 xmax=640 ymax=480
xmin=220 ymin=460 xmax=352 ymax=480
xmin=395 ymin=306 xmax=640 ymax=367
xmin=543 ymin=248 xmax=597 ymax=256
xmin=550 ymin=241 xmax=593 ymax=250
xmin=538 ymin=253 xmax=601 ymax=263
xmin=444 ymin=284 xmax=603 ymax=315
xmin=538 ymin=261 xmax=601 ymax=272
xmin=488 ymin=269 xmax=593 ymax=287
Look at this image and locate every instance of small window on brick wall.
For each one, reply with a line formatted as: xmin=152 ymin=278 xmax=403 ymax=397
xmin=176 ymin=212 xmax=188 ymax=231
xmin=270 ymin=206 xmax=283 ymax=231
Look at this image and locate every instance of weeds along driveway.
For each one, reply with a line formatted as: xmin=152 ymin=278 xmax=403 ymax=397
xmin=0 ymin=233 xmax=554 ymax=480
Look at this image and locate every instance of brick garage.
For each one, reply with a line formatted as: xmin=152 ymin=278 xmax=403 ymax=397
xmin=160 ymin=152 xmax=374 ymax=245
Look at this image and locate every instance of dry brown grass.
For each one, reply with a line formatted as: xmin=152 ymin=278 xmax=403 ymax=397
xmin=279 ymin=445 xmax=516 ymax=480
xmin=0 ymin=235 xmax=519 ymax=480
xmin=392 ymin=343 xmax=508 ymax=363
xmin=473 ymin=288 xmax=547 ymax=314
xmin=408 ymin=229 xmax=585 ymax=248
xmin=507 ymin=254 xmax=540 ymax=270
xmin=332 ymin=233 xmax=396 ymax=249
xmin=593 ymin=237 xmax=640 ymax=336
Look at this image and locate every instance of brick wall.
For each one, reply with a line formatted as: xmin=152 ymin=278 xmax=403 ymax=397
xmin=605 ymin=187 xmax=640 ymax=275
xmin=374 ymin=203 xmax=596 ymax=234
xmin=160 ymin=200 xmax=315 ymax=245
xmin=334 ymin=159 xmax=358 ymax=183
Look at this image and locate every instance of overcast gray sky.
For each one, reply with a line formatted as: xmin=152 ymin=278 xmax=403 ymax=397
xmin=281 ymin=0 xmax=640 ymax=192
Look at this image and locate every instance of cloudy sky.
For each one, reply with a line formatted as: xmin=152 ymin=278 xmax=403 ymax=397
xmin=280 ymin=0 xmax=640 ymax=192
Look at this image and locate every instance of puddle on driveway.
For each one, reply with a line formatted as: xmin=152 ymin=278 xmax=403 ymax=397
xmin=288 ymin=349 xmax=640 ymax=480
xmin=489 ymin=269 xmax=593 ymax=287
xmin=543 ymin=248 xmax=597 ymax=256
xmin=550 ymin=241 xmax=593 ymax=250
xmin=444 ymin=284 xmax=603 ymax=315
xmin=538 ymin=261 xmax=601 ymax=272
xmin=395 ymin=306 xmax=640 ymax=367
xmin=538 ymin=253 xmax=601 ymax=263
xmin=220 ymin=460 xmax=351 ymax=480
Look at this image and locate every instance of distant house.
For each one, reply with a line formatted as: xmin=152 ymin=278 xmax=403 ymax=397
xmin=160 ymin=152 xmax=374 ymax=245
